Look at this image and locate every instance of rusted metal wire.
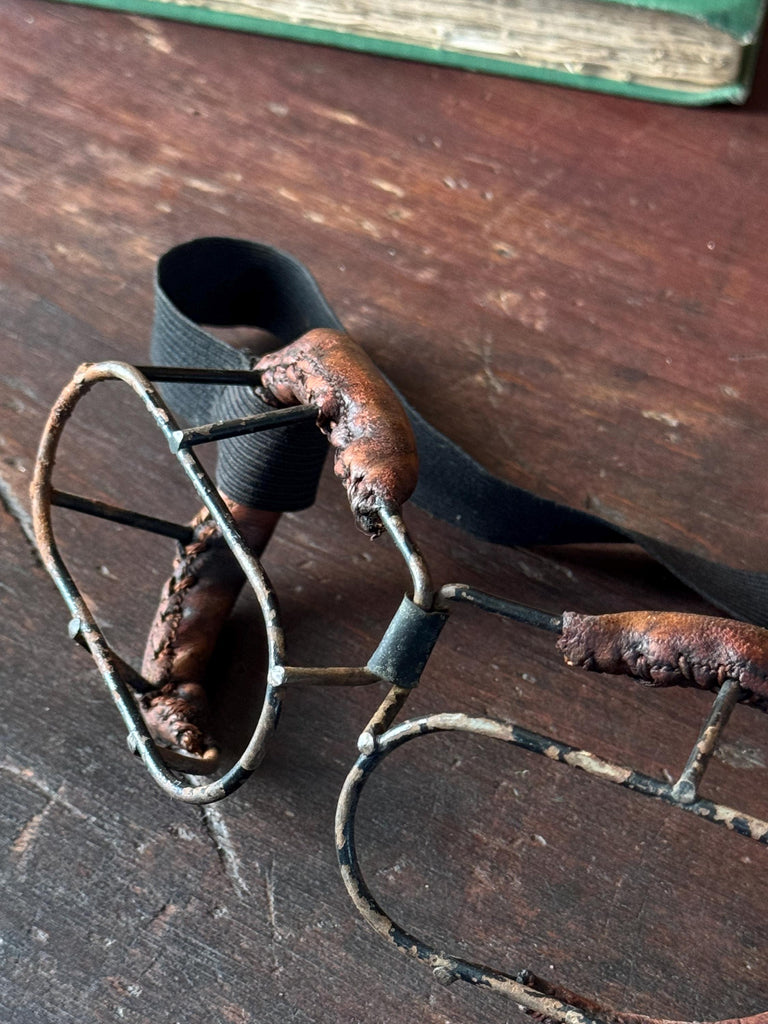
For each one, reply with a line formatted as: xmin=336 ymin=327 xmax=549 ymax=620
xmin=335 ymin=710 xmax=768 ymax=1024
xmin=31 ymin=361 xmax=287 ymax=803
xmin=31 ymin=359 xmax=768 ymax=1024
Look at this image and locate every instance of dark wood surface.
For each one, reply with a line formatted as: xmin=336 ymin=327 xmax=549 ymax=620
xmin=2 ymin=2 xmax=768 ymax=1021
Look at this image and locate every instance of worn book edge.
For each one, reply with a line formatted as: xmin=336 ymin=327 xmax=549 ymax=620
xmin=51 ymin=0 xmax=765 ymax=104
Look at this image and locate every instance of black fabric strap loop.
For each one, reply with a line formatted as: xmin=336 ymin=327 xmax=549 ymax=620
xmin=151 ymin=238 xmax=334 ymax=511
xmin=151 ymin=237 xmax=768 ymax=627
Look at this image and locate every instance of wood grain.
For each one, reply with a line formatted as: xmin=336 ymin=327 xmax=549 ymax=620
xmin=1 ymin=3 xmax=767 ymax=1022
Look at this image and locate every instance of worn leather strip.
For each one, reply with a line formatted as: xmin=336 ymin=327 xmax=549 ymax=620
xmin=256 ymin=328 xmax=418 ymax=534
xmin=140 ymin=501 xmax=280 ymax=773
xmin=151 ymin=237 xmax=768 ymax=628
xmin=558 ymin=610 xmax=768 ymax=701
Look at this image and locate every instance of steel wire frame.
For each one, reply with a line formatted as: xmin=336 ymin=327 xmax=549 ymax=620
xmin=30 ymin=360 xmax=768 ymax=1024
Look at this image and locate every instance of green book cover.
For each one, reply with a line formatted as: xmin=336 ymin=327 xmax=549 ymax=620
xmin=50 ymin=0 xmax=767 ymax=105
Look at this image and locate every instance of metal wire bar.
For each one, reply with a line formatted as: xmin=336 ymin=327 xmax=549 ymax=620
xmin=276 ymin=666 xmax=380 ymax=687
xmin=671 ymin=676 xmax=744 ymax=804
xmin=134 ymin=365 xmax=263 ymax=385
xmin=51 ymin=489 xmax=194 ymax=543
xmin=357 ymin=684 xmax=413 ymax=755
xmin=170 ymin=404 xmax=318 ymax=451
xmin=438 ymin=582 xmax=563 ymax=632
xmin=379 ymin=507 xmax=433 ymax=609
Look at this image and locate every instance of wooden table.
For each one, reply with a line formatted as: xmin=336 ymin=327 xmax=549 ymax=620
xmin=2 ymin=3 xmax=767 ymax=1021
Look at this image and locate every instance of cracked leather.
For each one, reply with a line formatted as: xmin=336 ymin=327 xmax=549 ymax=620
xmin=558 ymin=610 xmax=768 ymax=701
xmin=256 ymin=328 xmax=418 ymax=535
xmin=140 ymin=502 xmax=279 ymax=773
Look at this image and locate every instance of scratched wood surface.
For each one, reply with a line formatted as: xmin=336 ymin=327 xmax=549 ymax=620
xmin=2 ymin=2 xmax=768 ymax=1022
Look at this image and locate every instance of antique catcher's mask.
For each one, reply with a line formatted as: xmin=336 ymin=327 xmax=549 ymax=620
xmin=30 ymin=239 xmax=768 ymax=1024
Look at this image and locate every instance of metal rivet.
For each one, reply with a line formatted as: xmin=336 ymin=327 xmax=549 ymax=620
xmin=357 ymin=731 xmax=377 ymax=756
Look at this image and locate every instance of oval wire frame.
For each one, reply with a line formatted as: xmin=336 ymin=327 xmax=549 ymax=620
xmin=31 ymin=360 xmax=287 ymax=803
xmin=336 ymin=713 xmax=768 ymax=1024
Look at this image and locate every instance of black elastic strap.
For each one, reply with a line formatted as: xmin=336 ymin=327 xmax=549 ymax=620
xmin=151 ymin=239 xmax=331 ymax=511
xmin=152 ymin=237 xmax=768 ymax=627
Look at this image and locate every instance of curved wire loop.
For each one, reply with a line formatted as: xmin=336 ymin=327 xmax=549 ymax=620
xmin=336 ymin=712 xmax=768 ymax=1024
xmin=31 ymin=361 xmax=295 ymax=803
